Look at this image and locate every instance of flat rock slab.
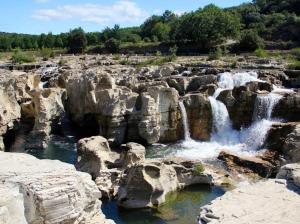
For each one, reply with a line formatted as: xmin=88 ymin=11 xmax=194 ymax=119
xmin=199 ymin=179 xmax=300 ymax=224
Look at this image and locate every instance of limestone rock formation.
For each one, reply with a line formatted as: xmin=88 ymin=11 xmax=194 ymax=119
xmin=25 ymin=88 xmax=65 ymax=149
xmin=218 ymin=151 xmax=277 ymax=178
xmin=0 ymin=152 xmax=114 ymax=224
xmin=183 ymin=93 xmax=212 ymax=140
xmin=277 ymin=163 xmax=300 ymax=188
xmin=198 ymin=179 xmax=300 ymax=224
xmin=118 ymin=159 xmax=212 ymax=208
xmin=119 ymin=142 xmax=146 ymax=167
xmin=76 ymin=136 xmax=120 ymax=178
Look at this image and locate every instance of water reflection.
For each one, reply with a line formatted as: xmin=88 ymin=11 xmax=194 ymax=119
xmin=102 ymin=185 xmax=225 ymax=224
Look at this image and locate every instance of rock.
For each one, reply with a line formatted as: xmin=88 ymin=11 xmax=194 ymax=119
xmin=0 ymin=71 xmax=22 ymax=149
xmin=273 ymin=93 xmax=300 ymax=122
xmin=265 ymin=122 xmax=300 ymax=163
xmin=118 ymin=161 xmax=179 ymax=208
xmin=118 ymin=158 xmax=212 ymax=208
xmin=218 ymin=151 xmax=277 ymax=178
xmin=0 ymin=152 xmax=114 ymax=224
xmin=76 ymin=136 xmax=120 ymax=179
xmin=245 ymin=81 xmax=273 ymax=92
xmin=277 ymin=163 xmax=300 ymax=188
xmin=198 ymin=179 xmax=300 ymax=224
xmin=284 ymin=70 xmax=300 ymax=88
xmin=183 ymin=93 xmax=212 ymax=141
xmin=25 ymin=88 xmax=65 ymax=149
xmin=187 ymin=75 xmax=217 ymax=92
xmin=120 ymin=142 xmax=146 ymax=167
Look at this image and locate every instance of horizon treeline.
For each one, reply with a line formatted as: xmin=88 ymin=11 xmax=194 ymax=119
xmin=0 ymin=0 xmax=299 ymax=53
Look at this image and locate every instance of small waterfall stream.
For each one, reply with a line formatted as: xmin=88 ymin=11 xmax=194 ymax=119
xmin=179 ymin=101 xmax=191 ymax=141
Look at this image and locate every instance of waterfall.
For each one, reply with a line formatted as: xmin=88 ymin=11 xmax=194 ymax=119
xmin=179 ymin=101 xmax=191 ymax=141
xmin=252 ymin=93 xmax=283 ymax=121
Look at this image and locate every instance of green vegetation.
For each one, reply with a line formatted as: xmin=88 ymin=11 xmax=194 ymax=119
xmin=58 ymin=58 xmax=67 ymax=66
xmin=0 ymin=0 xmax=299 ymax=54
xmin=255 ymin=48 xmax=269 ymax=58
xmin=208 ymin=47 xmax=223 ymax=60
xmin=112 ymin=54 xmax=121 ymax=61
xmin=194 ymin=163 xmax=205 ymax=175
xmin=40 ymin=48 xmax=53 ymax=61
xmin=11 ymin=50 xmax=35 ymax=64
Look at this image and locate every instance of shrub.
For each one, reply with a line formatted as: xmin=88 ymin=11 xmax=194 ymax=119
xmin=105 ymin=38 xmax=120 ymax=53
xmin=143 ymin=37 xmax=151 ymax=43
xmin=169 ymin=45 xmax=178 ymax=60
xmin=194 ymin=163 xmax=205 ymax=175
xmin=255 ymin=48 xmax=268 ymax=58
xmin=67 ymin=27 xmax=87 ymax=54
xmin=11 ymin=50 xmax=35 ymax=64
xmin=291 ymin=48 xmax=300 ymax=60
xmin=208 ymin=47 xmax=222 ymax=60
xmin=288 ymin=59 xmax=300 ymax=70
xmin=40 ymin=48 xmax=53 ymax=61
xmin=155 ymin=51 xmax=162 ymax=57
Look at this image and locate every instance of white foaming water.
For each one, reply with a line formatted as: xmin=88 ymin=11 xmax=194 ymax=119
xmin=179 ymin=101 xmax=191 ymax=141
xmin=174 ymin=71 xmax=281 ymax=161
xmin=252 ymin=93 xmax=283 ymax=121
xmin=218 ymin=71 xmax=261 ymax=90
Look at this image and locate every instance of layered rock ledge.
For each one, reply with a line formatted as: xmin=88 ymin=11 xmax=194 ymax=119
xmin=198 ymin=164 xmax=300 ymax=224
xmin=0 ymin=152 xmax=114 ymax=224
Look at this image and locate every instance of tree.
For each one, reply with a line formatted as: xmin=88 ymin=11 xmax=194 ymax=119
xmin=151 ymin=22 xmax=171 ymax=41
xmin=104 ymin=38 xmax=120 ymax=53
xmin=45 ymin=32 xmax=55 ymax=48
xmin=67 ymin=27 xmax=87 ymax=54
xmin=238 ymin=29 xmax=264 ymax=51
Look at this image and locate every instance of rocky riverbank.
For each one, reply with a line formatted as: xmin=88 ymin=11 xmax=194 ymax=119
xmin=0 ymin=54 xmax=300 ymax=223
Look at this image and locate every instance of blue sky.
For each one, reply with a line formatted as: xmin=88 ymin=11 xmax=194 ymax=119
xmin=0 ymin=0 xmax=249 ymax=34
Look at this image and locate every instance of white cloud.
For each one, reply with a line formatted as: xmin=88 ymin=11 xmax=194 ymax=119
xmin=32 ymin=1 xmax=148 ymax=25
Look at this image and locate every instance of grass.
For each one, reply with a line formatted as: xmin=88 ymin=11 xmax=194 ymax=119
xmin=288 ymin=59 xmax=300 ymax=70
xmin=208 ymin=47 xmax=222 ymax=61
xmin=194 ymin=163 xmax=205 ymax=175
xmin=58 ymin=58 xmax=67 ymax=66
xmin=135 ymin=55 xmax=176 ymax=70
xmin=255 ymin=48 xmax=268 ymax=58
xmin=112 ymin=54 xmax=121 ymax=60
xmin=11 ymin=50 xmax=35 ymax=64
xmin=40 ymin=48 xmax=54 ymax=61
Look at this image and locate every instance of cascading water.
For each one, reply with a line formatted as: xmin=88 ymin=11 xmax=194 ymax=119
xmin=174 ymin=71 xmax=283 ymax=160
xmin=179 ymin=101 xmax=191 ymax=141
xmin=252 ymin=93 xmax=283 ymax=121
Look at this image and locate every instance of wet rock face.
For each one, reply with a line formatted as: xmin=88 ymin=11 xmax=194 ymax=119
xmin=186 ymin=75 xmax=217 ymax=92
xmin=218 ymin=151 xmax=278 ymax=178
xmin=183 ymin=93 xmax=212 ymax=141
xmin=273 ymin=93 xmax=300 ymax=121
xmin=0 ymin=152 xmax=114 ymax=224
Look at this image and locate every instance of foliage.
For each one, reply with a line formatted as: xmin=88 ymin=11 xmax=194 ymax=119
xmin=194 ymin=163 xmax=205 ymax=175
xmin=208 ymin=47 xmax=223 ymax=60
xmin=113 ymin=54 xmax=121 ymax=60
xmin=105 ymin=38 xmax=120 ymax=53
xmin=169 ymin=45 xmax=178 ymax=60
xmin=67 ymin=27 xmax=87 ymax=54
xmin=255 ymin=48 xmax=268 ymax=58
xmin=11 ymin=50 xmax=35 ymax=64
xmin=40 ymin=48 xmax=53 ymax=61
xmin=58 ymin=58 xmax=67 ymax=66
xmin=237 ymin=29 xmax=264 ymax=52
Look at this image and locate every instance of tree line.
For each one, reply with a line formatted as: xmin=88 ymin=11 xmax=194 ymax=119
xmin=0 ymin=0 xmax=299 ymax=53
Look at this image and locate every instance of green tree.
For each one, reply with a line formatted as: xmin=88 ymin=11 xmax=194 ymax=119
xmin=104 ymin=38 xmax=120 ymax=53
xmin=238 ymin=29 xmax=264 ymax=51
xmin=151 ymin=22 xmax=171 ymax=41
xmin=67 ymin=27 xmax=87 ymax=53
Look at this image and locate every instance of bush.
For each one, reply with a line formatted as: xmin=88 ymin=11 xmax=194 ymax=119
xmin=155 ymin=50 xmax=162 ymax=56
xmin=105 ymin=38 xmax=120 ymax=53
xmin=288 ymin=59 xmax=300 ymax=70
xmin=255 ymin=48 xmax=268 ymax=58
xmin=291 ymin=48 xmax=300 ymax=60
xmin=40 ymin=48 xmax=53 ymax=61
xmin=169 ymin=45 xmax=178 ymax=60
xmin=143 ymin=37 xmax=151 ymax=43
xmin=238 ymin=30 xmax=264 ymax=52
xmin=208 ymin=47 xmax=222 ymax=60
xmin=11 ymin=50 xmax=35 ymax=64
xmin=194 ymin=163 xmax=205 ymax=175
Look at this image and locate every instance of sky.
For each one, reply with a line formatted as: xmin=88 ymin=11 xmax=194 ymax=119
xmin=0 ymin=0 xmax=249 ymax=34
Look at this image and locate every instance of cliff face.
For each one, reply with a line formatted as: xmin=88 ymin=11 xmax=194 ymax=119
xmin=0 ymin=152 xmax=114 ymax=224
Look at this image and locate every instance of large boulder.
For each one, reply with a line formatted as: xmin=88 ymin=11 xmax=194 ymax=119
xmin=183 ymin=93 xmax=212 ymax=141
xmin=0 ymin=152 xmax=114 ymax=224
xmin=119 ymin=142 xmax=146 ymax=167
xmin=273 ymin=93 xmax=300 ymax=122
xmin=76 ymin=136 xmax=120 ymax=178
xmin=118 ymin=159 xmax=212 ymax=209
xmin=186 ymin=75 xmax=217 ymax=92
xmin=277 ymin=163 xmax=300 ymax=188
